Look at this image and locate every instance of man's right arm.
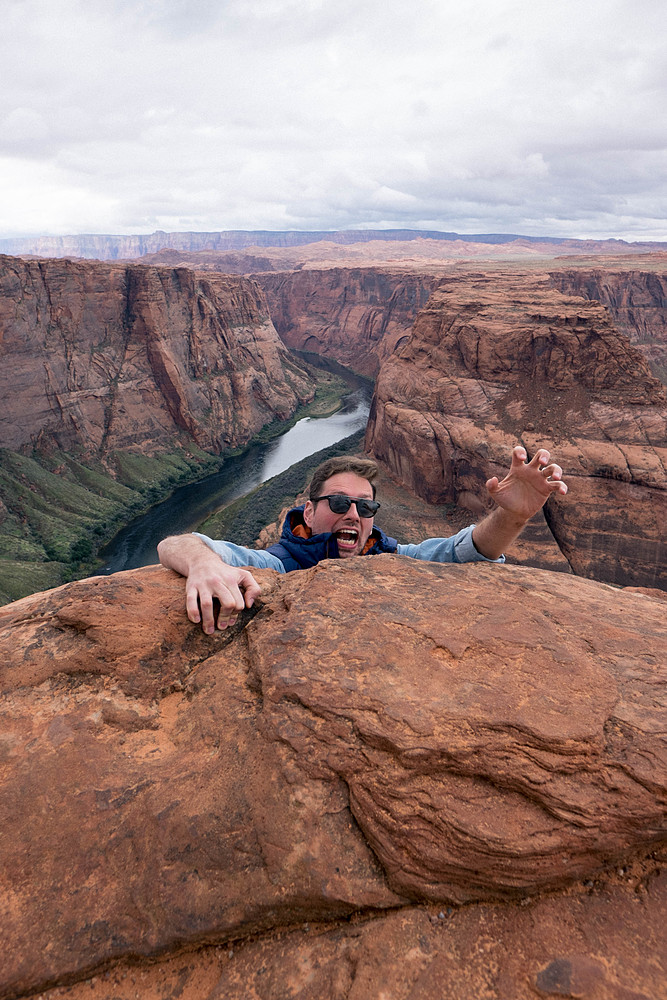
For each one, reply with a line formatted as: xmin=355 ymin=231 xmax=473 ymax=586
xmin=157 ymin=534 xmax=264 ymax=634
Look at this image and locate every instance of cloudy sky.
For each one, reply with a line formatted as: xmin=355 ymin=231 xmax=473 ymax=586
xmin=1 ymin=0 xmax=665 ymax=241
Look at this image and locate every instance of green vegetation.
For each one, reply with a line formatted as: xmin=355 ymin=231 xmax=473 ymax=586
xmin=198 ymin=429 xmax=365 ymax=546
xmin=0 ymin=363 xmax=357 ymax=606
xmin=248 ymin=369 xmax=350 ymax=446
xmin=0 ymin=445 xmax=221 ymax=605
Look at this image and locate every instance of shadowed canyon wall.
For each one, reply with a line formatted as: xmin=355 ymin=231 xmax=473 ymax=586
xmin=0 ymin=255 xmax=313 ymax=457
xmin=256 ymin=267 xmax=443 ymax=376
xmin=365 ymin=269 xmax=667 ymax=590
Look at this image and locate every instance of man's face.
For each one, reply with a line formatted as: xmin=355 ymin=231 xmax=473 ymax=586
xmin=303 ymin=472 xmax=375 ymax=558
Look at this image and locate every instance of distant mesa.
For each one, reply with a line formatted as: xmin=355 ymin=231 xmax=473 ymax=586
xmin=2 ymin=227 xmax=667 ymax=261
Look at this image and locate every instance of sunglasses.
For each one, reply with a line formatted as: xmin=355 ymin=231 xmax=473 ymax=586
xmin=312 ymin=494 xmax=381 ymax=518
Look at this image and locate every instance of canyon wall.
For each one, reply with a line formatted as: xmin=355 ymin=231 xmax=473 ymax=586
xmin=0 ymin=560 xmax=665 ymax=1000
xmin=366 ymin=269 xmax=667 ymax=590
xmin=0 ymin=255 xmax=313 ymax=458
xmin=256 ymin=267 xmax=443 ymax=376
xmin=550 ymin=264 xmax=667 ymax=381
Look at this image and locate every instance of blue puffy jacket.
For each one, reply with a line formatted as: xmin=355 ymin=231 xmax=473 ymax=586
xmin=266 ymin=506 xmax=398 ymax=572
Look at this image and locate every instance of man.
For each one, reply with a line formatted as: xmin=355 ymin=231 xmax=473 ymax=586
xmin=158 ymin=445 xmax=567 ymax=634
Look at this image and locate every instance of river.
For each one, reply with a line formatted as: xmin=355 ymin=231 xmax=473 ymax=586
xmin=96 ymin=373 xmax=371 ymax=574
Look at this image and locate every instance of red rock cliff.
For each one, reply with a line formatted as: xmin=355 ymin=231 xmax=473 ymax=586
xmin=549 ymin=263 xmax=667 ymax=381
xmin=366 ymin=269 xmax=667 ymax=590
xmin=255 ymin=267 xmax=443 ymax=376
xmin=0 ymin=255 xmax=313 ymax=457
xmin=0 ymin=560 xmax=665 ymax=1000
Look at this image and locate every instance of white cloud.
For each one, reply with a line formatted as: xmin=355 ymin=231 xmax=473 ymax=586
xmin=0 ymin=0 xmax=666 ymax=239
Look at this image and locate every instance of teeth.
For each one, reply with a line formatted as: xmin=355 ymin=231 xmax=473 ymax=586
xmin=337 ymin=530 xmax=358 ymax=541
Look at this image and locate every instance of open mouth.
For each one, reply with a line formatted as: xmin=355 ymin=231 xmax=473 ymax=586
xmin=335 ymin=528 xmax=359 ymax=553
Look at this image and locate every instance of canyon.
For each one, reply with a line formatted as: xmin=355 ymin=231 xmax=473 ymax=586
xmin=0 ymin=559 xmax=664 ymax=1000
xmin=256 ymin=267 xmax=442 ymax=376
xmin=0 ymin=255 xmax=313 ymax=456
xmin=0 ymin=238 xmax=666 ymax=999
xmin=365 ymin=266 xmax=667 ymax=590
xmin=2 ymin=247 xmax=667 ymax=598
xmin=0 ymin=254 xmax=315 ymax=602
xmin=549 ymin=260 xmax=667 ymax=382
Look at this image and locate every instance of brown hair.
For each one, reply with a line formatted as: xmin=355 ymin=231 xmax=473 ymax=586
xmin=308 ymin=456 xmax=379 ymax=500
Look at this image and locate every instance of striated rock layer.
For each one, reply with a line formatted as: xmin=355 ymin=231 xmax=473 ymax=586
xmin=366 ymin=269 xmax=667 ymax=590
xmin=550 ymin=262 xmax=667 ymax=381
xmin=255 ymin=267 xmax=444 ymax=376
xmin=0 ymin=255 xmax=313 ymax=457
xmin=0 ymin=559 xmax=665 ymax=999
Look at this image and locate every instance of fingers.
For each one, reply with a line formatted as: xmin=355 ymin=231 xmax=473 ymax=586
xmin=541 ymin=462 xmax=562 ymax=480
xmin=237 ymin=569 xmax=262 ymax=608
xmin=525 ymin=447 xmax=550 ymax=468
xmin=186 ymin=568 xmax=262 ymax=635
xmin=538 ymin=462 xmax=568 ymax=494
xmin=186 ymin=584 xmax=203 ymax=625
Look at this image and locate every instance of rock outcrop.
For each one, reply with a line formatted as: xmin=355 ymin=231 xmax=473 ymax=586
xmin=0 ymin=255 xmax=313 ymax=457
xmin=366 ymin=269 xmax=667 ymax=591
xmin=0 ymin=559 xmax=665 ymax=999
xmin=550 ymin=262 xmax=667 ymax=381
xmin=256 ymin=267 xmax=443 ymax=376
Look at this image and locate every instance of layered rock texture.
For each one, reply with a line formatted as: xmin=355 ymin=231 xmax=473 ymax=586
xmin=366 ymin=269 xmax=667 ymax=590
xmin=1 ymin=558 xmax=665 ymax=1000
xmin=0 ymin=255 xmax=313 ymax=457
xmin=550 ymin=261 xmax=667 ymax=381
xmin=256 ymin=268 xmax=443 ymax=376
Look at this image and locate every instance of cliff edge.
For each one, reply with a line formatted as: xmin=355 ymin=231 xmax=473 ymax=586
xmin=0 ymin=559 xmax=665 ymax=1000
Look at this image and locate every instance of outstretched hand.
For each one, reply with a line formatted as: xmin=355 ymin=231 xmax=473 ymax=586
xmin=472 ymin=445 xmax=568 ymax=560
xmin=485 ymin=445 xmax=568 ymax=521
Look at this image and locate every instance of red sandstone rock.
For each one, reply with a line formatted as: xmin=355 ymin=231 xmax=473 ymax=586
xmin=0 ymin=558 xmax=665 ymax=998
xmin=256 ymin=267 xmax=444 ymax=376
xmin=550 ymin=263 xmax=667 ymax=380
xmin=0 ymin=255 xmax=313 ymax=457
xmin=366 ymin=269 xmax=667 ymax=590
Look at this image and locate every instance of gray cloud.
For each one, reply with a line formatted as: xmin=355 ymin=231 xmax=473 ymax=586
xmin=1 ymin=0 xmax=666 ymax=240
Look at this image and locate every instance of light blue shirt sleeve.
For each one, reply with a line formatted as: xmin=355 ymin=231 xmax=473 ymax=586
xmin=396 ymin=524 xmax=505 ymax=564
xmin=192 ymin=533 xmax=287 ymax=573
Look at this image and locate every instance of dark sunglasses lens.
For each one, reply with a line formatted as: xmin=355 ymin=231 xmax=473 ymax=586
xmin=327 ymin=495 xmax=353 ymax=513
xmin=326 ymin=495 xmax=379 ymax=517
xmin=356 ymin=499 xmax=379 ymax=517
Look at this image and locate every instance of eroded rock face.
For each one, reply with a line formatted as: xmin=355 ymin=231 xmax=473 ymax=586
xmin=0 ymin=256 xmax=313 ymax=456
xmin=0 ymin=558 xmax=665 ymax=998
xmin=256 ymin=268 xmax=443 ymax=376
xmin=366 ymin=269 xmax=667 ymax=590
xmin=550 ymin=263 xmax=667 ymax=380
